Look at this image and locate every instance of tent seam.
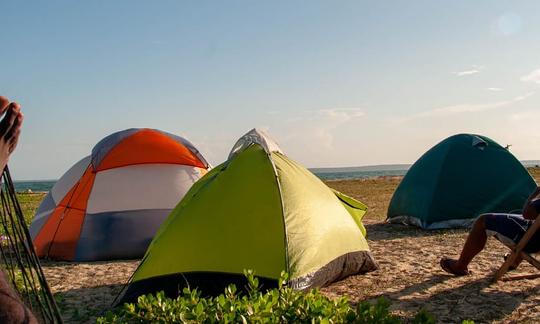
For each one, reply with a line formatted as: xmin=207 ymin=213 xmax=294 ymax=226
xmin=113 ymin=163 xmax=224 ymax=304
xmin=46 ymin=165 xmax=93 ymax=258
xmin=95 ymin=161 xmax=206 ymax=172
xmin=426 ymin=140 xmax=452 ymax=227
xmin=268 ymin=152 xmax=290 ymax=276
xmin=70 ymin=169 xmax=97 ymax=260
xmin=92 ymin=129 xmax=139 ymax=169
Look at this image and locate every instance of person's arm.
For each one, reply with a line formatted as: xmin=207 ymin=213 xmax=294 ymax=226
xmin=523 ymin=186 xmax=540 ymax=212
xmin=531 ymin=186 xmax=540 ymax=198
xmin=522 ymin=186 xmax=540 ymax=220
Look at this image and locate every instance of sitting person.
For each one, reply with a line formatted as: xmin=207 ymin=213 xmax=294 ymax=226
xmin=0 ymin=95 xmax=37 ymax=324
xmin=440 ymin=185 xmax=540 ymax=276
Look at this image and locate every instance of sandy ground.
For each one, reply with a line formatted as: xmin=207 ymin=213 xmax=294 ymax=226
xmin=38 ymin=174 xmax=540 ymax=323
xmin=41 ymin=260 xmax=139 ymax=322
xmin=322 ymin=219 xmax=540 ymax=324
xmin=40 ymin=221 xmax=540 ymax=323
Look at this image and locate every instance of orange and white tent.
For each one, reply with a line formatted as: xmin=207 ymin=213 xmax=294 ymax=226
xmin=29 ymin=128 xmax=210 ymax=261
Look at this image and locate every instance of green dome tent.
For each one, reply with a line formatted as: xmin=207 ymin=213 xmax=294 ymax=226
xmin=117 ymin=129 xmax=377 ymax=303
xmin=387 ymin=134 xmax=537 ymax=229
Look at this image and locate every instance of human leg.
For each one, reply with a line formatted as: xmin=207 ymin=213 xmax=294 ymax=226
xmin=440 ymin=213 xmax=533 ymax=275
xmin=440 ymin=214 xmax=489 ymax=275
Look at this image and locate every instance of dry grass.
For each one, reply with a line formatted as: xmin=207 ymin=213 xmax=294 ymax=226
xmin=10 ymin=167 xmax=540 ymax=323
xmin=529 ymin=167 xmax=540 ymax=183
xmin=326 ymin=176 xmax=401 ymax=221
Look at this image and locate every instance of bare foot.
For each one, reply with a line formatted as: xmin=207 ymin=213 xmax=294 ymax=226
xmin=440 ymin=257 xmax=471 ymax=276
xmin=0 ymin=96 xmax=23 ymax=172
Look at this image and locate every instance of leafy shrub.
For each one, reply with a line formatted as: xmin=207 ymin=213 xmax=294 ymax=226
xmin=98 ymin=270 xmax=439 ymax=323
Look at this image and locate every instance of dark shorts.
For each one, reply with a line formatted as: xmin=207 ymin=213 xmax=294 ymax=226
xmin=483 ymin=212 xmax=540 ymax=253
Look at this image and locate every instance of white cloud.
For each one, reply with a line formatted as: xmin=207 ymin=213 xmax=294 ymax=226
xmin=400 ymin=92 xmax=535 ymax=122
xmin=453 ymin=69 xmax=480 ymax=76
xmin=265 ymin=110 xmax=280 ymax=115
xmin=513 ymin=92 xmax=535 ymax=101
xmin=279 ymin=108 xmax=366 ymax=150
xmin=487 ymin=87 xmax=503 ymax=92
xmin=452 ymin=65 xmax=483 ymax=77
xmin=286 ymin=108 xmax=365 ymax=123
xmin=521 ymin=68 xmax=540 ymax=84
xmin=317 ymin=108 xmax=365 ymax=120
xmin=509 ymin=110 xmax=540 ymax=122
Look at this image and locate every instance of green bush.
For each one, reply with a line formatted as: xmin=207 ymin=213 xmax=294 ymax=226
xmin=98 ymin=270 xmax=438 ymax=323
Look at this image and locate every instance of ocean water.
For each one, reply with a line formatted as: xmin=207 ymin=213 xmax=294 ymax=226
xmin=523 ymin=160 xmax=540 ymax=167
xmin=312 ymin=169 xmax=408 ymax=181
xmin=11 ymin=165 xmax=411 ymax=192
xmin=13 ymin=180 xmax=56 ymax=193
xmin=312 ymin=160 xmax=540 ymax=181
xmin=310 ymin=164 xmax=410 ymax=181
xmin=11 ymin=161 xmax=539 ymax=192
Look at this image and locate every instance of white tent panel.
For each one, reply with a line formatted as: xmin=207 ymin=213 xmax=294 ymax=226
xmin=51 ymin=156 xmax=92 ymax=203
xmin=228 ymin=128 xmax=283 ymax=159
xmin=86 ymin=164 xmax=204 ymax=214
xmin=29 ymin=194 xmax=57 ymax=239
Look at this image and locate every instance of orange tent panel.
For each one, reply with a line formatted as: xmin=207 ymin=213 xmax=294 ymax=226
xmin=33 ymin=205 xmax=67 ymax=257
xmin=96 ymin=129 xmax=205 ymax=171
xmin=46 ymin=208 xmax=86 ymax=260
xmin=33 ymin=166 xmax=96 ymax=259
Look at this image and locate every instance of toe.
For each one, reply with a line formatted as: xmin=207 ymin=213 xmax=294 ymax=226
xmin=0 ymin=97 xmax=9 ymax=115
xmin=5 ymin=111 xmax=23 ymax=143
xmin=0 ymin=103 xmax=20 ymax=138
xmin=8 ymin=128 xmax=21 ymax=154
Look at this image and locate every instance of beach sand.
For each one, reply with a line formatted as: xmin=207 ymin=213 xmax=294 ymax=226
xmin=37 ymin=168 xmax=540 ymax=323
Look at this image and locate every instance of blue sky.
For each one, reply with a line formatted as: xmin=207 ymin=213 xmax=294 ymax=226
xmin=2 ymin=1 xmax=540 ymax=180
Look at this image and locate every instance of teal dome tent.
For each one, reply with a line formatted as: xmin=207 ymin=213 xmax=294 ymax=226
xmin=387 ymin=134 xmax=537 ymax=229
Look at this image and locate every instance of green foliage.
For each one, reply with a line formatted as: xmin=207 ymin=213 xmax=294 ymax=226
xmin=354 ymin=297 xmax=399 ymax=324
xmin=0 ymin=193 xmax=44 ymax=235
xmin=412 ymin=309 xmax=436 ymax=324
xmin=13 ymin=193 xmax=44 ymax=226
xmin=98 ymin=270 xmax=435 ymax=323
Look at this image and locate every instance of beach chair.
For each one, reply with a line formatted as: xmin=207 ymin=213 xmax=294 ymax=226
xmin=493 ymin=214 xmax=540 ymax=282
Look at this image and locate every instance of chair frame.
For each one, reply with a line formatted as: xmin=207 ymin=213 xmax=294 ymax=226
xmin=493 ymin=214 xmax=540 ymax=282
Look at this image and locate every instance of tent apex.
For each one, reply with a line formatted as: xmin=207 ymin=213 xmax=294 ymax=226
xmin=228 ymin=128 xmax=284 ymax=159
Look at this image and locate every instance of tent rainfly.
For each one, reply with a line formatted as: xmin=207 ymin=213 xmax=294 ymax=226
xmin=387 ymin=133 xmax=537 ymax=229
xmin=30 ymin=128 xmax=210 ymax=261
xmin=117 ymin=128 xmax=378 ymax=303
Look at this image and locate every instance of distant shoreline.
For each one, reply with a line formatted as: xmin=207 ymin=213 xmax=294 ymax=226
xmin=324 ymin=175 xmax=404 ymax=182
xmin=12 ymin=165 xmax=540 ymax=193
xmin=17 ymin=191 xmax=48 ymax=194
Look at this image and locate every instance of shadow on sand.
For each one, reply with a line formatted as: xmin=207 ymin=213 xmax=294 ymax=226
xmin=359 ymin=274 xmax=539 ymax=323
xmin=365 ymin=222 xmax=469 ymax=241
xmin=55 ymin=270 xmax=540 ymax=323
xmin=53 ymin=283 xmax=125 ymax=323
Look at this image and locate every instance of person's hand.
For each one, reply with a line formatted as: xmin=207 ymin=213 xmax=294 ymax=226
xmin=523 ymin=198 xmax=540 ymax=220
